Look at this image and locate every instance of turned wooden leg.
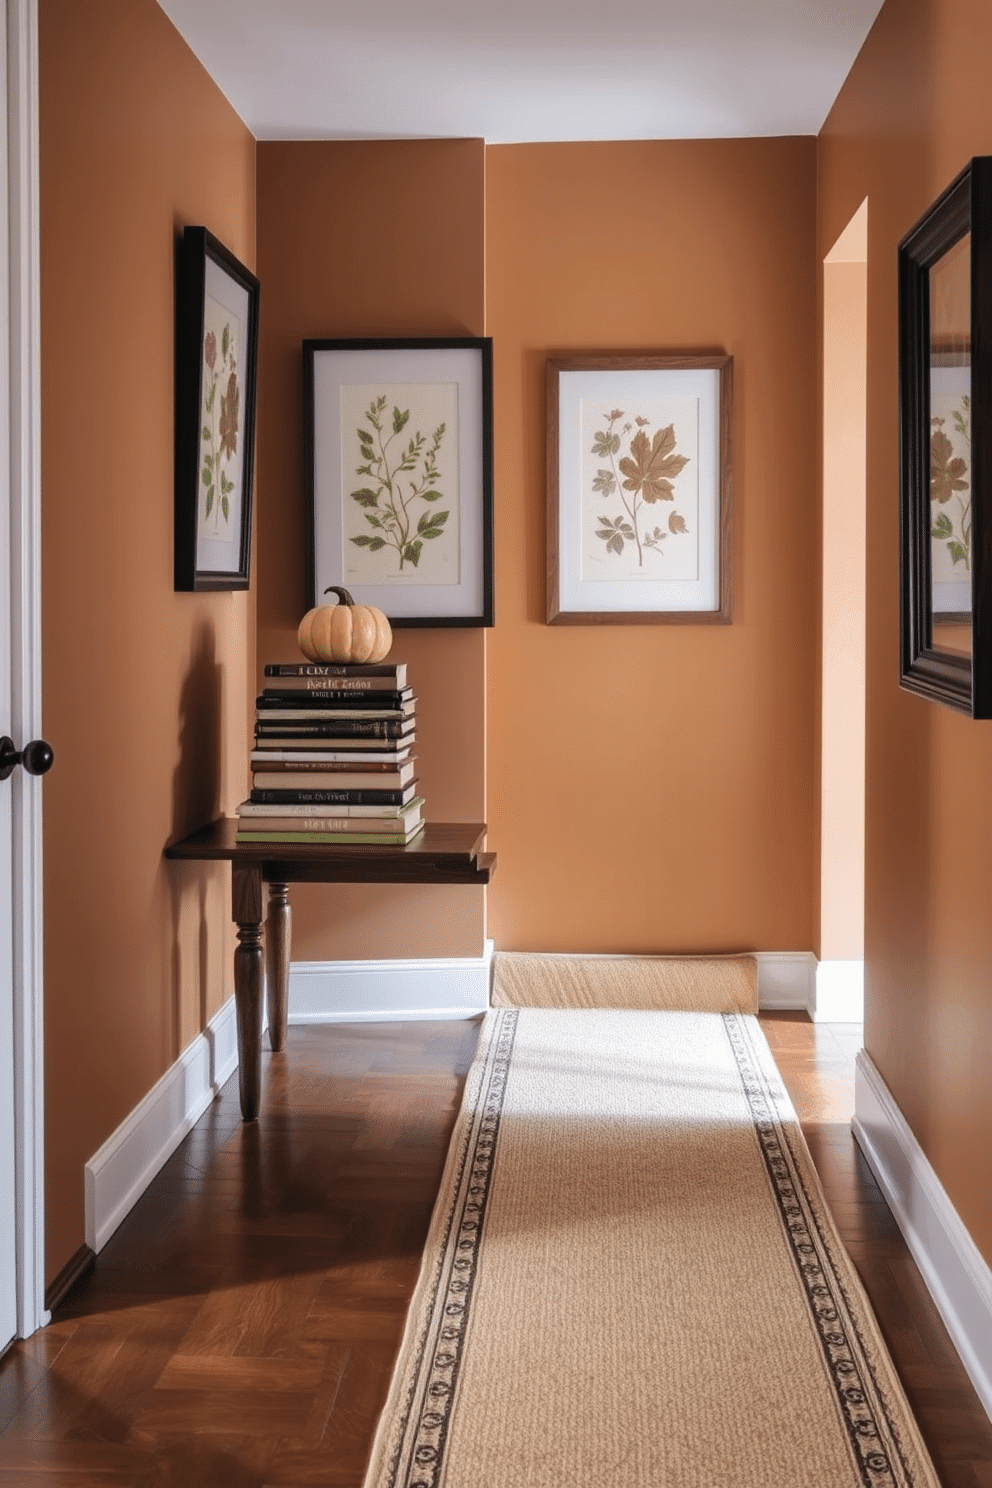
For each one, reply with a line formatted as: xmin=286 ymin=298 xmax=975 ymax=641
xmin=232 ymin=866 xmax=264 ymax=1121
xmin=265 ymin=881 xmax=291 ymax=1053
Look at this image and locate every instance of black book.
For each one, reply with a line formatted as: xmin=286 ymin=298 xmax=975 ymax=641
xmin=249 ymin=782 xmax=418 ymax=807
xmin=258 ymin=687 xmax=413 ymax=708
xmin=254 ymin=717 xmax=415 ymax=740
xmin=256 ymin=697 xmax=416 ymax=721
xmin=264 ymin=662 xmax=408 ymax=686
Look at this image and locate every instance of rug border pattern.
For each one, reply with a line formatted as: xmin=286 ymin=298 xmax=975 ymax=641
xmin=723 ymin=1013 xmax=922 ymax=1488
xmin=383 ymin=1008 xmax=519 ymax=1488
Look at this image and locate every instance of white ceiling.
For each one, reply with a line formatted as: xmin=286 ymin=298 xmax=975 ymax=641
xmin=155 ymin=0 xmax=884 ymax=144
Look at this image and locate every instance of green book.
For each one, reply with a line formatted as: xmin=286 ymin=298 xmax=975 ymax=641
xmin=235 ymin=820 xmax=426 ymax=847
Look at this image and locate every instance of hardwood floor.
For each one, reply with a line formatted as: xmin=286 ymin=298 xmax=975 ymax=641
xmin=1 ymin=1011 xmax=990 ymax=1486
xmin=760 ymin=1014 xmax=992 ymax=1488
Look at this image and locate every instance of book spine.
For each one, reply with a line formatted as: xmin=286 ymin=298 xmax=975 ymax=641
xmin=263 ymin=664 xmax=407 ymax=683
xmin=255 ymin=779 xmax=416 ymax=791
xmin=258 ymin=687 xmax=410 ymax=705
xmin=251 ymin=741 xmax=412 ymax=753
xmin=251 ymin=744 xmax=412 ymax=759
xmin=256 ymin=706 xmax=414 ymax=720
xmin=254 ymin=718 xmax=411 ymax=739
xmin=250 ymin=754 xmax=414 ymax=771
xmin=235 ymin=824 xmax=425 ymax=846
xmin=247 ymin=789 xmax=414 ymax=808
xmin=237 ymin=815 xmax=415 ymax=833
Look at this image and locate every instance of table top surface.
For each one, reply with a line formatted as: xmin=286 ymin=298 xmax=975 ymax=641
xmin=164 ymin=818 xmax=495 ymax=885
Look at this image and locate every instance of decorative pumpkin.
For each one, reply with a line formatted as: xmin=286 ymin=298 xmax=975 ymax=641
xmin=297 ymin=586 xmax=392 ymax=664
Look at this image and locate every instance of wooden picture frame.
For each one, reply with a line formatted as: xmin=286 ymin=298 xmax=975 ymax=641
xmin=546 ymin=353 xmax=733 ymax=624
xmin=174 ymin=226 xmax=260 ymax=592
xmin=898 ymin=156 xmax=992 ymax=715
xmin=304 ymin=337 xmax=494 ymax=627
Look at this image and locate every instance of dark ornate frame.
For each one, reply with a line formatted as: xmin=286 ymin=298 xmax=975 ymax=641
xmin=898 ymin=157 xmax=992 ymax=715
xmin=174 ymin=226 xmax=260 ymax=592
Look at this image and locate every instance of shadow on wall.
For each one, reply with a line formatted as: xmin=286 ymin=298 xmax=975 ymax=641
xmin=171 ymin=618 xmax=222 ymax=836
xmin=166 ymin=620 xmax=223 ymax=1046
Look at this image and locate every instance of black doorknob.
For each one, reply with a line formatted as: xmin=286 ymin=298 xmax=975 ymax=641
xmin=0 ymin=735 xmax=54 ymax=782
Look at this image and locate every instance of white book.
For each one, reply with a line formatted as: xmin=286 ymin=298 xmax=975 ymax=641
xmin=237 ymin=795 xmax=423 ymax=820
xmin=249 ymin=746 xmax=413 ymax=764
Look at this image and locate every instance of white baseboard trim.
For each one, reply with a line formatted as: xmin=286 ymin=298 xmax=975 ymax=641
xmin=755 ymin=951 xmax=816 ymax=1013
xmin=84 ymin=995 xmax=240 ymax=1254
xmin=853 ymin=1050 xmax=992 ymax=1424
xmin=814 ymin=958 xmax=864 ymax=1022
xmin=290 ymin=948 xmax=820 ymax=1018
xmin=288 ymin=940 xmax=494 ymax=1023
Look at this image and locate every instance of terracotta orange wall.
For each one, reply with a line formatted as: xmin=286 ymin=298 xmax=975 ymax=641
xmin=485 ymin=140 xmax=819 ymax=953
xmin=819 ymin=0 xmax=992 ymax=1263
xmin=40 ymin=0 xmax=255 ymax=1280
xmin=254 ymin=142 xmax=487 ymax=960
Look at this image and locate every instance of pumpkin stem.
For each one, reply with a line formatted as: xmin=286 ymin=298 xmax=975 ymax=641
xmin=323 ymin=585 xmax=355 ymax=607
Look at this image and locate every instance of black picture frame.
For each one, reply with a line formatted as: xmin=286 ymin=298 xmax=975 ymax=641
xmin=898 ymin=157 xmax=992 ymax=715
xmin=304 ymin=337 xmax=494 ymax=627
xmin=175 ymin=226 xmax=260 ymax=591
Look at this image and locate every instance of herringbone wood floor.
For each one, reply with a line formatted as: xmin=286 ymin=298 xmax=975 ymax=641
xmin=1 ymin=1012 xmax=990 ymax=1485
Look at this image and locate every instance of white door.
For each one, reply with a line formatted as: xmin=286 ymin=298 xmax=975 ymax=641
xmin=0 ymin=0 xmax=19 ymax=1354
xmin=0 ymin=641 xmax=15 ymax=1359
xmin=0 ymin=677 xmax=16 ymax=1356
xmin=2 ymin=0 xmax=45 ymax=1349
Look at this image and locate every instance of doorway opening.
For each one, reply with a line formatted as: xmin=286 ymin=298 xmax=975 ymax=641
xmin=819 ymin=200 xmax=868 ymax=1023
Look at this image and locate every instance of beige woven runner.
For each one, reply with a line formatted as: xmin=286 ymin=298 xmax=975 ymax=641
xmin=362 ymin=1007 xmax=939 ymax=1488
xmin=491 ymin=949 xmax=759 ymax=1014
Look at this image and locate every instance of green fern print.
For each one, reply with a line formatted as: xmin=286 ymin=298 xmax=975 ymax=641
xmin=349 ymin=396 xmax=448 ymax=571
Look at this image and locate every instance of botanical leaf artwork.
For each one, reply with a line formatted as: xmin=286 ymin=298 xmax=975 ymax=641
xmin=930 ymin=392 xmax=971 ymax=571
xmin=582 ymin=400 xmax=698 ymax=579
xmin=200 ymin=301 xmax=241 ymax=535
xmin=342 ymin=382 xmax=459 ymax=584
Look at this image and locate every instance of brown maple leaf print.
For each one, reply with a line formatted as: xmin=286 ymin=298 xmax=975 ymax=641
xmin=219 ymin=371 xmax=240 ymax=459
xmin=930 ymin=426 xmax=968 ymax=503
xmin=619 ymin=424 xmax=689 ymax=503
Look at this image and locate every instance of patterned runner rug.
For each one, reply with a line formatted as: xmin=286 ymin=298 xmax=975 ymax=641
xmin=362 ymin=1007 xmax=939 ymax=1488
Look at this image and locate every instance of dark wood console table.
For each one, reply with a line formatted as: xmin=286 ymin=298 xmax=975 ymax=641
xmin=164 ymin=819 xmax=495 ymax=1120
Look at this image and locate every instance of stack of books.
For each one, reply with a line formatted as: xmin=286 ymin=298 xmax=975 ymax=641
xmin=235 ymin=659 xmax=425 ymax=846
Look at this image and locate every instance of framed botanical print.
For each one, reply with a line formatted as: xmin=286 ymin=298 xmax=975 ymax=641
xmin=174 ymin=226 xmax=260 ymax=592
xmin=899 ymin=156 xmax=992 ymax=716
xmin=547 ymin=353 xmax=733 ymax=624
xmin=304 ymin=337 xmax=494 ymax=626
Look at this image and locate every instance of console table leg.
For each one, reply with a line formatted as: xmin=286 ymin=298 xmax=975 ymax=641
xmin=265 ymin=882 xmax=291 ymax=1053
xmin=232 ymin=866 xmax=264 ymax=1122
